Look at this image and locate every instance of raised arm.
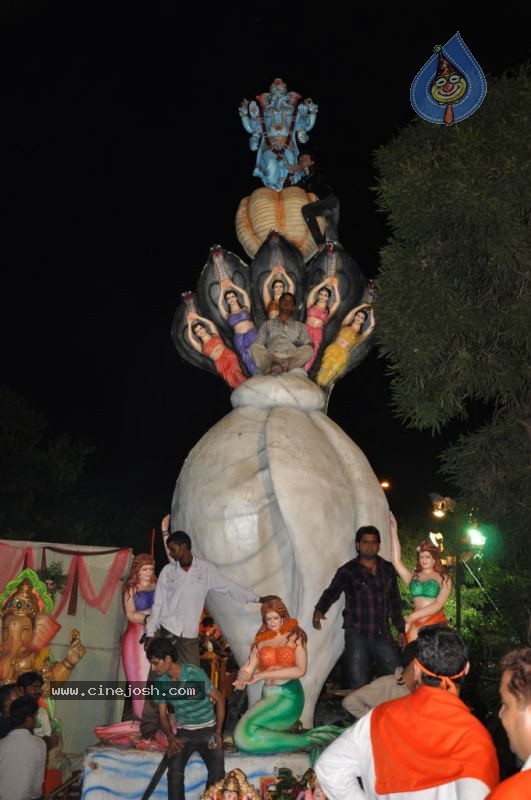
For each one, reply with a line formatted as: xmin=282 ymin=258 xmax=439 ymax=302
xmin=161 ymin=514 xmax=171 ymax=562
xmin=262 ymin=269 xmax=282 ymax=308
xmin=186 ymin=318 xmax=201 ymax=353
xmin=389 ymin=512 xmax=412 ymax=588
xmin=306 ymin=278 xmax=329 ymax=309
xmin=237 ymin=285 xmax=252 ymax=309
xmin=195 ymin=313 xmax=218 ymax=333
xmin=341 ymin=304 xmax=369 ymax=326
xmin=327 ymin=277 xmax=341 ymax=318
xmin=360 ymin=307 xmax=375 ymax=338
xmin=217 ymin=281 xmax=231 ymax=319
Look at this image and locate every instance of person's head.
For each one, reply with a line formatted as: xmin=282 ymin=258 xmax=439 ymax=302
xmin=9 ymin=696 xmax=39 ymax=730
xmin=254 ymin=596 xmax=307 ymax=646
xmin=0 ymin=683 xmax=20 ymax=716
xmin=400 ymin=641 xmax=418 ymax=693
xmin=350 ymin=308 xmax=368 ymax=330
xmin=497 ymin=647 xmax=531 ymax=762
xmin=260 ymin=596 xmax=290 ymax=627
xmin=271 ymin=278 xmax=285 ymax=298
xmin=413 ymin=541 xmax=450 ymax=582
xmin=316 ymin=287 xmax=332 ymax=305
xmin=192 ymin=321 xmax=210 ymax=339
xmin=414 ymin=625 xmax=469 ymax=693
xmin=278 ymin=292 xmax=296 ymax=319
xmin=123 ymin=553 xmax=156 ymax=596
xmin=146 ymin=638 xmax=179 ymax=675
xmin=355 ymin=525 xmax=381 ymax=561
xmin=16 ymin=670 xmax=44 ymax=698
xmin=270 ymin=77 xmax=287 ymax=102
xmin=166 ymin=531 xmax=192 ymax=565
xmin=224 ymin=289 xmax=241 ymax=308
xmin=298 ymin=152 xmax=315 ymax=169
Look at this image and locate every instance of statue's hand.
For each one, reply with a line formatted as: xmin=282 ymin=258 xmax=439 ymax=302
xmin=66 ymin=634 xmax=86 ymax=666
xmin=239 ymin=99 xmax=249 ymax=117
xmin=249 ymin=101 xmax=259 ymax=118
xmin=312 ymin=610 xmax=326 ymax=630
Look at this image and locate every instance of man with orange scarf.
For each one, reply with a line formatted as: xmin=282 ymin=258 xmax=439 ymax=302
xmin=315 ymin=625 xmax=499 ymax=800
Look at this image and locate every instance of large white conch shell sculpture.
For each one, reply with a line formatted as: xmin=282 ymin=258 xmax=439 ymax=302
xmin=172 ymin=369 xmax=390 ymax=726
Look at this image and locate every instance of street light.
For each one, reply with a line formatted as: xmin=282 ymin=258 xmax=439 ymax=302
xmin=467 ymin=525 xmax=486 ymax=547
xmin=429 ymin=493 xmax=456 ymax=518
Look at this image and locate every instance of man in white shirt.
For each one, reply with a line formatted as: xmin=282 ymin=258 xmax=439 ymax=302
xmin=0 ymin=696 xmax=47 ymax=800
xmin=315 ymin=625 xmax=499 ymax=800
xmin=341 ymin=641 xmax=417 ymax=719
xmin=145 ymin=530 xmax=272 ymax=664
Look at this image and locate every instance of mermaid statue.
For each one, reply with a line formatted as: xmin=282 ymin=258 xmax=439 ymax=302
xmin=232 ymin=597 xmax=341 ymax=762
xmin=121 ymin=553 xmax=157 ymax=719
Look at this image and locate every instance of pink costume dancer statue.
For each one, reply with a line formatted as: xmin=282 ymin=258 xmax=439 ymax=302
xmin=121 ymin=553 xmax=157 ymax=719
xmin=303 ymin=276 xmax=340 ymax=371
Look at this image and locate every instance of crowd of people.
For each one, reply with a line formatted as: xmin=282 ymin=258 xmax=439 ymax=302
xmin=110 ymin=512 xmax=529 ymax=800
xmin=0 ymin=669 xmax=60 ymax=800
xmin=1 ymin=511 xmax=528 ymax=800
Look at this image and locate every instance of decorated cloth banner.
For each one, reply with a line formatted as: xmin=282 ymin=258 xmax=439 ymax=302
xmin=0 ymin=541 xmax=130 ymax=617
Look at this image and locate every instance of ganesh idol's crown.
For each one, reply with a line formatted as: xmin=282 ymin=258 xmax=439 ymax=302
xmin=1 ymin=578 xmax=40 ymax=618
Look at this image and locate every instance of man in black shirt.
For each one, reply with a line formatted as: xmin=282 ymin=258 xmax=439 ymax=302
xmin=313 ymin=525 xmax=406 ymax=689
xmin=287 ymin=151 xmax=340 ymax=246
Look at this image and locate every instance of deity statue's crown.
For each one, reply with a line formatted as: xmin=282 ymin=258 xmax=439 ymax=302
xmin=1 ymin=578 xmax=40 ymax=619
xmin=270 ymin=77 xmax=286 ymax=92
xmin=222 ymin=772 xmax=240 ymax=792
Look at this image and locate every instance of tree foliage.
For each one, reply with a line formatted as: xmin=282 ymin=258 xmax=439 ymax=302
xmin=373 ymin=65 xmax=531 ymax=556
xmin=0 ymin=385 xmax=94 ymax=536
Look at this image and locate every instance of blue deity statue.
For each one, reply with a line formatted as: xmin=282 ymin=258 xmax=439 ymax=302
xmin=239 ymin=78 xmax=318 ymax=192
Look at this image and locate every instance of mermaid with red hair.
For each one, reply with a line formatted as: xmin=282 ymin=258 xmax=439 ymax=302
xmin=390 ymin=512 xmax=453 ymax=642
xmin=233 ymin=596 xmax=340 ymax=758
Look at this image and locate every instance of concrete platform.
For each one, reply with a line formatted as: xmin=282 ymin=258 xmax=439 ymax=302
xmin=81 ymin=744 xmax=311 ymax=799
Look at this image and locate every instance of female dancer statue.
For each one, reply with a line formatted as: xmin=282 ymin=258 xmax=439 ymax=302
xmin=121 ymin=553 xmax=157 ymax=719
xmin=232 ymin=597 xmax=340 ymax=759
xmin=187 ymin=314 xmax=246 ymax=389
xmin=262 ymin=266 xmax=296 ymax=319
xmin=316 ymin=304 xmax=374 ymax=388
xmin=390 ymin=512 xmax=452 ymax=642
xmin=303 ymin=277 xmax=340 ymax=371
xmin=217 ymin=282 xmax=258 ymax=375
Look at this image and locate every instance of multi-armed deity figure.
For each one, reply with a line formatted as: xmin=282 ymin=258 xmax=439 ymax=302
xmin=239 ymin=77 xmax=318 ymax=192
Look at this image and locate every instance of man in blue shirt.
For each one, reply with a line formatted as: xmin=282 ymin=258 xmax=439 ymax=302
xmin=146 ymin=638 xmax=225 ymax=800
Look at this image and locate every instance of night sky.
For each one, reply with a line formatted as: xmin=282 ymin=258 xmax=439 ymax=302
xmin=3 ymin=5 xmax=531 ymax=536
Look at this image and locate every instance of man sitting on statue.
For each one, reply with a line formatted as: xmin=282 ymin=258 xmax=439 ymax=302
xmin=250 ymin=292 xmax=314 ymax=376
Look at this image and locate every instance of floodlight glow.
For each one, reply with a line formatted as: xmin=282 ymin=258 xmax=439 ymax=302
xmin=468 ymin=527 xmax=486 ymax=547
